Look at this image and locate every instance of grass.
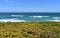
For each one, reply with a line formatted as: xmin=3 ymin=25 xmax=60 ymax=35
xmin=0 ymin=22 xmax=60 ymax=38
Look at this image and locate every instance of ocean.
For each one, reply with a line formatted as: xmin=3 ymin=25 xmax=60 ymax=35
xmin=0 ymin=12 xmax=60 ymax=22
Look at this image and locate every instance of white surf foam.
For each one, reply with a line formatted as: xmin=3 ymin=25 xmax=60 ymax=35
xmin=0 ymin=19 xmax=26 ymax=22
xmin=47 ymin=20 xmax=60 ymax=22
xmin=29 ymin=16 xmax=49 ymax=18
xmin=53 ymin=17 xmax=60 ymax=20
xmin=29 ymin=16 xmax=43 ymax=18
xmin=29 ymin=16 xmax=42 ymax=18
xmin=11 ymin=15 xmax=23 ymax=17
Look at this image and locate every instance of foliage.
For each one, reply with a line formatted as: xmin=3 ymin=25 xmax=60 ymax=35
xmin=0 ymin=22 xmax=60 ymax=38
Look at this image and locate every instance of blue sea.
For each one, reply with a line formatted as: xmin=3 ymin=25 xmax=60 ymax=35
xmin=0 ymin=12 xmax=60 ymax=22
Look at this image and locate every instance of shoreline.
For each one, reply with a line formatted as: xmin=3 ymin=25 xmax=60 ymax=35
xmin=0 ymin=19 xmax=60 ymax=22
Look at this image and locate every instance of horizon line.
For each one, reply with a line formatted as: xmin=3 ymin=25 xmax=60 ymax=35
xmin=0 ymin=12 xmax=60 ymax=13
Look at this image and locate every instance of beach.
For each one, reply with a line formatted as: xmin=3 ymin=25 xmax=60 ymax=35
xmin=0 ymin=22 xmax=60 ymax=38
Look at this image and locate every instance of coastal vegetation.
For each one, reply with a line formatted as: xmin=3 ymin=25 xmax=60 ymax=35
xmin=0 ymin=22 xmax=60 ymax=38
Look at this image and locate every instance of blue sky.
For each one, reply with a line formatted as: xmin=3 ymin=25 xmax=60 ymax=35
xmin=0 ymin=0 xmax=60 ymax=12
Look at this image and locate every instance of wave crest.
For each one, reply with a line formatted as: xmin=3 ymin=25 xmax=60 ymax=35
xmin=29 ymin=16 xmax=49 ymax=18
xmin=0 ymin=19 xmax=25 ymax=22
xmin=47 ymin=20 xmax=60 ymax=22
xmin=11 ymin=15 xmax=23 ymax=17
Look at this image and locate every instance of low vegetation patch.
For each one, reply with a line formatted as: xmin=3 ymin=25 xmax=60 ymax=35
xmin=0 ymin=22 xmax=60 ymax=38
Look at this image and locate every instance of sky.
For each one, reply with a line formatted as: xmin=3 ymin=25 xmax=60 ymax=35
xmin=0 ymin=0 xmax=60 ymax=12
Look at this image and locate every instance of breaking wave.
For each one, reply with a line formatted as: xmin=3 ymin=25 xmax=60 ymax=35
xmin=0 ymin=19 xmax=26 ymax=22
xmin=11 ymin=15 xmax=23 ymax=17
xmin=29 ymin=16 xmax=49 ymax=18
xmin=46 ymin=16 xmax=60 ymax=22
xmin=47 ymin=20 xmax=60 ymax=22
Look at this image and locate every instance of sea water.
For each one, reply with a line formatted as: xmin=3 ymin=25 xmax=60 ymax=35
xmin=0 ymin=12 xmax=60 ymax=22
